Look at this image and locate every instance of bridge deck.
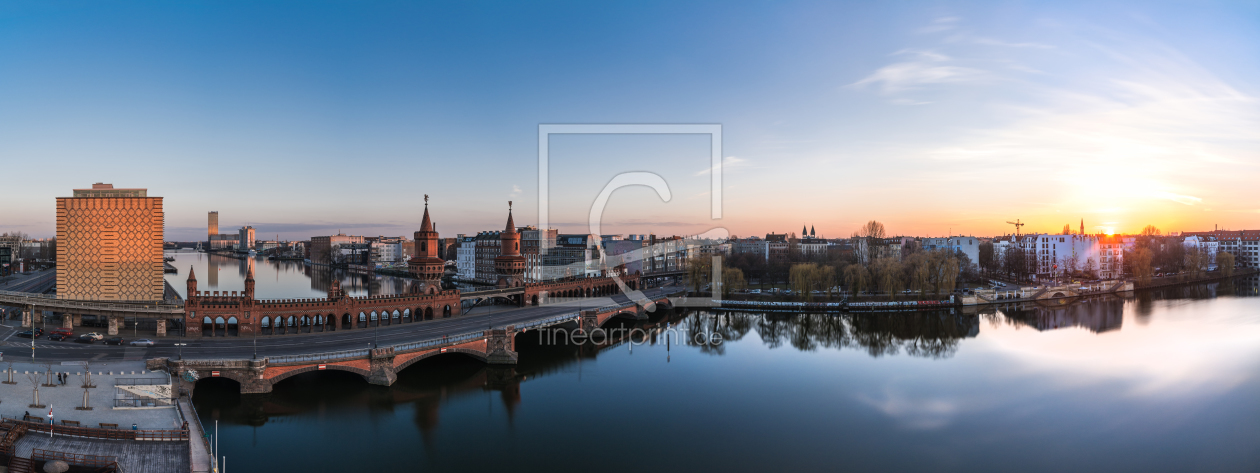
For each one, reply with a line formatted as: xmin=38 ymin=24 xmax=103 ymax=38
xmin=0 ymin=286 xmax=685 ymax=363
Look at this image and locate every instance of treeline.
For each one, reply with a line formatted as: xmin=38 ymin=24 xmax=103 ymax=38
xmin=709 ymin=221 xmax=978 ymax=300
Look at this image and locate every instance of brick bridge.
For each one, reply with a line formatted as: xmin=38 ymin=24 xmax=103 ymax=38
xmin=154 ymin=294 xmax=673 ymax=394
xmin=183 ymin=264 xmax=641 ymax=337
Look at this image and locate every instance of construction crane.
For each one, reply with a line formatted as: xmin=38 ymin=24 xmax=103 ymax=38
xmin=1006 ymin=219 xmax=1025 ymax=238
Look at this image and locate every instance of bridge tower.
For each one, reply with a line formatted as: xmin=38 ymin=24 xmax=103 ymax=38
xmin=495 ymin=202 xmax=526 ymax=289
xmin=408 ymin=195 xmax=445 ymax=294
xmin=186 ymin=266 xmax=197 ymax=295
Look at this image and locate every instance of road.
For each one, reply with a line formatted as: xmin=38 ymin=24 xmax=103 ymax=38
xmin=0 ymin=286 xmax=682 ymax=363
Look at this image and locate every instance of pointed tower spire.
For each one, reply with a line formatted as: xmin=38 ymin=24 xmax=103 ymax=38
xmin=1080 ymin=218 xmax=1084 ymax=236
xmin=186 ymin=266 xmax=198 ymax=297
xmin=504 ymin=201 xmax=517 ymax=233
xmin=420 ymin=194 xmax=434 ymax=232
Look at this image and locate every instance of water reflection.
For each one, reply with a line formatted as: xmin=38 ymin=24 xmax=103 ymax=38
xmin=190 ymin=274 xmax=1260 ymax=472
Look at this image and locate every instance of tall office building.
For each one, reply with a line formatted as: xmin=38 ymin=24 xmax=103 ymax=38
xmin=208 ymin=211 xmax=218 ymax=241
xmin=56 ymin=183 xmax=164 ymax=301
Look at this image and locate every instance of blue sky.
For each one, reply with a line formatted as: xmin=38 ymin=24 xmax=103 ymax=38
xmin=1 ymin=1 xmax=1257 ymax=240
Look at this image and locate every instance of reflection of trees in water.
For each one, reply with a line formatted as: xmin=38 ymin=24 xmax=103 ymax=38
xmin=673 ymin=310 xmax=978 ymax=359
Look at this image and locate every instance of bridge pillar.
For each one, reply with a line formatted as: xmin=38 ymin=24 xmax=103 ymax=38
xmin=107 ymin=316 xmax=120 ymax=336
xmin=72 ymin=314 xmax=82 ymax=326
xmin=368 ymin=347 xmax=398 ymax=386
xmin=485 ymin=328 xmax=518 ymax=365
xmin=155 ymin=319 xmax=167 ymax=337
xmin=21 ymin=309 xmax=31 ymax=328
xmin=61 ymin=314 xmax=73 ymax=330
xmin=579 ymin=310 xmax=598 ymax=333
xmin=241 ymin=359 xmax=272 ymax=394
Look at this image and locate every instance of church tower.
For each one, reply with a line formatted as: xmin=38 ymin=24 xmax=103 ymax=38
xmin=495 ymin=202 xmax=526 ymax=288
xmin=408 ymin=195 xmax=445 ymax=293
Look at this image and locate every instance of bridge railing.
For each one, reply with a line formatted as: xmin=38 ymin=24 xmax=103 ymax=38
xmin=514 ymin=312 xmax=580 ymax=330
xmin=0 ymin=289 xmax=184 ymax=312
xmin=392 ymin=330 xmax=485 ymax=353
xmin=268 ymin=348 xmax=371 ymax=364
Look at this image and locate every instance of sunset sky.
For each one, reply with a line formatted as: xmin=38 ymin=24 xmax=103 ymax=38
xmin=1 ymin=1 xmax=1257 ymax=241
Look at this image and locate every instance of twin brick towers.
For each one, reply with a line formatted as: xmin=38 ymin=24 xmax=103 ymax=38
xmin=407 ymin=196 xmax=524 ymax=291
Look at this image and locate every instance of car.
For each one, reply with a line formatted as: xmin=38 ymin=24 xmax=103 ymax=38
xmin=50 ymin=328 xmax=72 ymax=336
xmin=74 ymin=335 xmax=95 ymax=344
xmin=129 ymin=339 xmax=155 ymax=347
xmin=15 ymin=330 xmax=41 ymax=339
xmin=103 ymin=337 xmax=125 ymax=346
xmin=80 ymin=332 xmax=104 ymax=341
xmin=47 ymin=333 xmax=71 ymax=341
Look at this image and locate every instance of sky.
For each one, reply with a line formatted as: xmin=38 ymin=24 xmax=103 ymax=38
xmin=1 ymin=1 xmax=1257 ymax=241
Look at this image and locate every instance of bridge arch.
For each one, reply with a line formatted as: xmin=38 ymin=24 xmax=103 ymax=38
xmin=395 ymin=348 xmax=489 ymax=372
xmin=403 ymin=308 xmax=411 ymax=322
xmin=443 ymin=305 xmax=451 ymax=317
xmin=425 ymin=307 xmax=434 ymax=320
xmin=267 ymin=364 xmax=372 ymax=386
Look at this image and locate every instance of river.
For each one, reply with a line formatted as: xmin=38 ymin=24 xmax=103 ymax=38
xmin=177 ymin=252 xmax=1260 ymax=472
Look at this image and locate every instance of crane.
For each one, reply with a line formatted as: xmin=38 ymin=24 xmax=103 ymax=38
xmin=1006 ymin=219 xmax=1025 ymax=238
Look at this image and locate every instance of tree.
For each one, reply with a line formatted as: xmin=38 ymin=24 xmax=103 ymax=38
xmin=905 ymin=252 xmax=931 ymax=297
xmin=1131 ymin=248 xmax=1154 ymax=284
xmin=871 ymin=258 xmax=904 ymax=299
xmin=1062 ymin=224 xmax=1072 ymax=235
xmin=1141 ymin=225 xmax=1161 ymax=236
xmin=927 ymin=250 xmax=960 ymax=296
xmin=28 ymin=372 xmax=44 ymax=408
xmin=720 ymin=267 xmax=746 ymax=297
xmin=1218 ymin=251 xmax=1235 ymax=277
xmin=686 ymin=255 xmax=712 ymax=293
xmin=978 ymin=241 xmax=996 ymax=277
xmin=852 ymin=220 xmax=886 ymax=265
xmin=843 ymin=263 xmax=870 ymax=295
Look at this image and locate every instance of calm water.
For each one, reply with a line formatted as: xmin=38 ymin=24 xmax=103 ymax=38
xmin=190 ymin=259 xmax=1260 ymax=472
xmin=163 ymin=251 xmax=483 ymax=300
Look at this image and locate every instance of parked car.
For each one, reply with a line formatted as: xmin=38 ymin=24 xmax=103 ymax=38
xmin=129 ymin=339 xmax=155 ymax=347
xmin=48 ymin=333 xmax=71 ymax=341
xmin=103 ymin=337 xmax=125 ymax=346
xmin=80 ymin=332 xmax=104 ymax=341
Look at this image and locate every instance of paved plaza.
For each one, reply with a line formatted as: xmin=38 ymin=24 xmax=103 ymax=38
xmin=0 ymin=360 xmax=183 ymax=430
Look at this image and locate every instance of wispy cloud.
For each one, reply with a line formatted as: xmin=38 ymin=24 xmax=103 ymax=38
xmin=1156 ymin=191 xmax=1202 ymax=206
xmin=850 ymin=49 xmax=985 ymax=94
xmin=916 ymin=16 xmax=959 ymax=34
xmin=693 ymin=156 xmax=749 ymax=177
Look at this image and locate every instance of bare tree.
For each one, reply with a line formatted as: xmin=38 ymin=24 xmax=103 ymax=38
xmin=28 ymin=372 xmax=44 ymax=408
xmin=82 ymin=362 xmax=95 ymax=388
xmin=1141 ymin=225 xmax=1161 ymax=237
xmin=851 ymin=220 xmax=886 ymax=265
